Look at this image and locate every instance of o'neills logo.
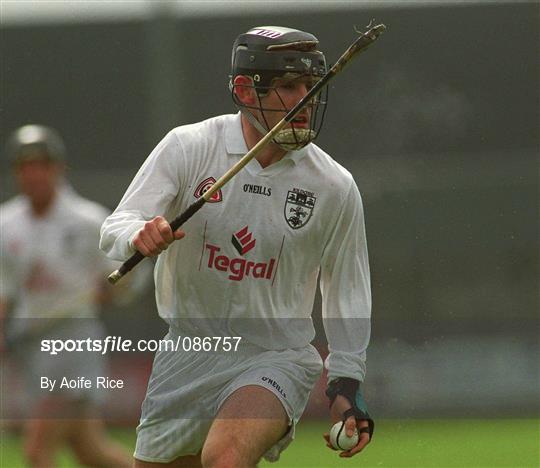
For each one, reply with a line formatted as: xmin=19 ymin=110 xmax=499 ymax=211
xmin=205 ymin=227 xmax=275 ymax=282
xmin=261 ymin=376 xmax=287 ymax=399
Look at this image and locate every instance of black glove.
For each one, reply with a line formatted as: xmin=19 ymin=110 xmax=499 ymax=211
xmin=326 ymin=377 xmax=374 ymax=438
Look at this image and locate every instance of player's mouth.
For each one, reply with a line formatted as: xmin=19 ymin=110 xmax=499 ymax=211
xmin=290 ymin=115 xmax=309 ymax=128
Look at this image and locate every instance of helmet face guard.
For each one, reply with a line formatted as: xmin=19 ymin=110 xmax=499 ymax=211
xmin=230 ymin=26 xmax=329 ymax=151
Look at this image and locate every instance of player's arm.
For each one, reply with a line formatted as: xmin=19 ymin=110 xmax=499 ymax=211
xmin=100 ymin=131 xmax=186 ymax=261
xmin=319 ymin=178 xmax=373 ymax=456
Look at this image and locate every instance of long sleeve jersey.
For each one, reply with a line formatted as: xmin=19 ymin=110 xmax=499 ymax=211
xmin=100 ymin=113 xmax=371 ymax=381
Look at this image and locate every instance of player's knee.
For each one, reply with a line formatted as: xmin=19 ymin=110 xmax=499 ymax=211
xmin=201 ymin=439 xmax=258 ymax=468
xmin=201 ymin=449 xmax=249 ymax=468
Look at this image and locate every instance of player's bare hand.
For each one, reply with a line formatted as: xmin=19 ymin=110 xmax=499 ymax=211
xmin=322 ymin=432 xmax=337 ymax=451
xmin=323 ymin=417 xmax=371 ymax=457
xmin=327 ymin=394 xmax=371 ymax=457
xmin=338 ymin=418 xmax=370 ymax=457
xmin=132 ymin=216 xmax=185 ymax=257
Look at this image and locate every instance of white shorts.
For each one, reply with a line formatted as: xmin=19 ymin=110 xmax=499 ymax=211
xmin=134 ymin=331 xmax=323 ymax=463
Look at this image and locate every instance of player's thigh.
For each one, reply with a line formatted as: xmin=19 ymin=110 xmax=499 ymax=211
xmin=203 ymin=385 xmax=289 ymax=461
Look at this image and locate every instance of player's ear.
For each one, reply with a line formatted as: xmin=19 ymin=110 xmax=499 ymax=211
xmin=233 ymin=75 xmax=257 ymax=105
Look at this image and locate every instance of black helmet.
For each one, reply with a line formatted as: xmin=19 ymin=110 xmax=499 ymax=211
xmin=230 ymin=26 xmax=329 ymax=151
xmin=6 ymin=124 xmax=66 ymax=165
xmin=230 ymin=26 xmax=327 ymax=92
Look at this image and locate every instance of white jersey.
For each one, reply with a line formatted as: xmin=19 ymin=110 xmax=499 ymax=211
xmin=100 ymin=113 xmax=371 ymax=381
xmin=0 ymin=185 xmax=114 ymax=325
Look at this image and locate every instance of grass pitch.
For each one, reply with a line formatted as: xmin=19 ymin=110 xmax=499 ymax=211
xmin=0 ymin=419 xmax=538 ymax=467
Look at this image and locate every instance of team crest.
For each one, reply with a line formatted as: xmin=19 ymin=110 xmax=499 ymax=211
xmin=284 ymin=188 xmax=316 ymax=229
xmin=194 ymin=177 xmax=222 ymax=203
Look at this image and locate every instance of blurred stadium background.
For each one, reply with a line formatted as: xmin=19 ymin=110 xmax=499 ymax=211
xmin=1 ymin=1 xmax=538 ymax=466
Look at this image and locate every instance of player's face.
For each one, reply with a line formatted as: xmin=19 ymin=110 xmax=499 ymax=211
xmin=259 ymin=75 xmax=317 ymax=129
xmin=15 ymin=159 xmax=62 ymax=204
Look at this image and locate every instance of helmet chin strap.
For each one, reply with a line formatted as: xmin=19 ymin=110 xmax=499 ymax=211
xmin=240 ymin=107 xmax=272 ymax=141
xmin=240 ymin=107 xmax=313 ymax=152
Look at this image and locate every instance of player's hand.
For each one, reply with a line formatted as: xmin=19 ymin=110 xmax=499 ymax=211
xmin=323 ymin=394 xmax=371 ymax=457
xmin=132 ymin=216 xmax=185 ymax=257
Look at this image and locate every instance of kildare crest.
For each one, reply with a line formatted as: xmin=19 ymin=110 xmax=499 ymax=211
xmin=284 ymin=189 xmax=316 ymax=229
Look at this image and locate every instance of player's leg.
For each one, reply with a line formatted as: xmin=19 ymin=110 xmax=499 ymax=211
xmin=67 ymin=418 xmax=131 ymax=467
xmin=133 ymin=453 xmax=202 ymax=467
xmin=23 ymin=395 xmax=82 ymax=467
xmin=23 ymin=417 xmax=70 ymax=467
xmin=201 ymin=385 xmax=289 ymax=468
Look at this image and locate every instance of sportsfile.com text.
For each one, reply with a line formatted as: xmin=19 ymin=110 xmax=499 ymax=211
xmin=40 ymin=336 xmax=242 ymax=355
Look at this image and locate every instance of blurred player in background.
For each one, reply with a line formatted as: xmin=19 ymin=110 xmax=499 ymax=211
xmin=101 ymin=26 xmax=373 ymax=467
xmin=0 ymin=125 xmax=131 ymax=467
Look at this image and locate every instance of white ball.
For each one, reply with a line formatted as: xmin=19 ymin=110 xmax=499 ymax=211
xmin=329 ymin=421 xmax=359 ymax=451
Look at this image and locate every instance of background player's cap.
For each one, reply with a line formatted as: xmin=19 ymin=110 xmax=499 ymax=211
xmin=230 ymin=26 xmax=327 ymax=91
xmin=6 ymin=124 xmax=66 ymax=165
